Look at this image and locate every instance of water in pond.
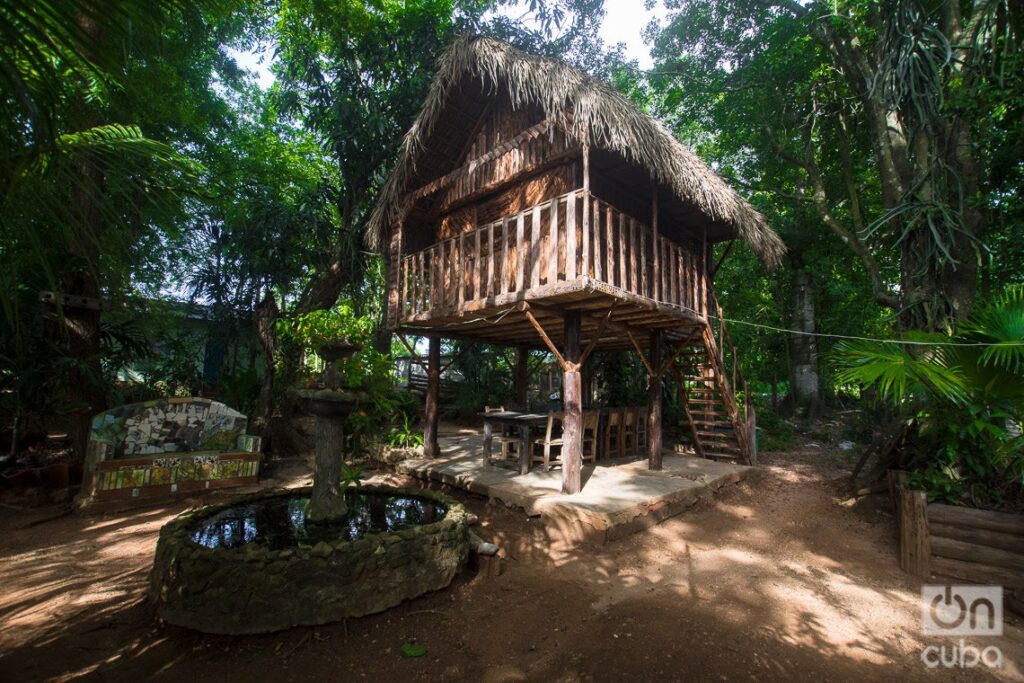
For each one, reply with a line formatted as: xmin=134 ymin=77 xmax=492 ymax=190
xmin=189 ymin=492 xmax=446 ymax=550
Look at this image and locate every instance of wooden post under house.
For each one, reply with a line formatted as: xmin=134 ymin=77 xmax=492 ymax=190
xmin=648 ymin=329 xmax=664 ymax=470
xmin=561 ymin=311 xmax=583 ymax=494
xmin=424 ymin=336 xmax=441 ymax=458
xmin=514 ymin=346 xmax=529 ymax=408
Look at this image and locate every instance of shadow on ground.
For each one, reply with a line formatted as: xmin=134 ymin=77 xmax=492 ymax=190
xmin=0 ymin=447 xmax=1020 ymax=682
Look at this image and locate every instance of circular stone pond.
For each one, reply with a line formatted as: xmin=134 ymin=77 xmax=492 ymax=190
xmin=148 ymin=486 xmax=469 ymax=634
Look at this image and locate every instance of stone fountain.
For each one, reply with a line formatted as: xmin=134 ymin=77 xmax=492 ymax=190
xmin=293 ymin=339 xmax=364 ymax=522
xmin=147 ymin=338 xmax=469 ymax=634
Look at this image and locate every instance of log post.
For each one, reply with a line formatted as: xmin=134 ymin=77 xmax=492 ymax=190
xmin=562 ymin=312 xmax=583 ymax=494
xmin=424 ymin=336 xmax=441 ymax=458
xmin=887 ymin=469 xmax=908 ymax=511
xmin=514 ymin=346 xmax=529 ymax=409
xmin=648 ymin=329 xmax=664 ymax=470
xmin=899 ymin=489 xmax=931 ymax=578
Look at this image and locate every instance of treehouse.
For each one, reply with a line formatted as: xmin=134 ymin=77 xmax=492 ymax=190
xmin=369 ymin=37 xmax=785 ymax=494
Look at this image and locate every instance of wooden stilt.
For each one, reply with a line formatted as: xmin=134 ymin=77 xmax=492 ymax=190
xmin=424 ymin=336 xmax=441 ymax=458
xmin=562 ymin=312 xmax=583 ymax=494
xmin=514 ymin=346 xmax=529 ymax=408
xmin=648 ymin=329 xmax=664 ymax=470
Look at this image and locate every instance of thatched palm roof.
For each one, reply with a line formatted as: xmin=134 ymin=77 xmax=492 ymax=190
xmin=367 ymin=36 xmax=785 ymax=267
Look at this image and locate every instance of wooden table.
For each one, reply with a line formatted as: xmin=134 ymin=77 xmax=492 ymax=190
xmin=480 ymin=411 xmax=549 ymax=475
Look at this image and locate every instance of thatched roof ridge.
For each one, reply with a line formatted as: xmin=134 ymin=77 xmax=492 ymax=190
xmin=367 ymin=36 xmax=785 ymax=267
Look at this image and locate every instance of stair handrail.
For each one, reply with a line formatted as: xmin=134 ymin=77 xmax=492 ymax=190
xmin=710 ymin=294 xmax=758 ymax=463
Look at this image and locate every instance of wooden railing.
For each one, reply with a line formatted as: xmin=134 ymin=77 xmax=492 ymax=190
xmin=706 ymin=294 xmax=757 ymax=463
xmin=397 ymin=189 xmax=710 ymax=320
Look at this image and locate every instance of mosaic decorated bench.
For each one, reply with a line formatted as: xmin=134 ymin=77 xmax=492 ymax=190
xmin=76 ymin=397 xmax=262 ymax=510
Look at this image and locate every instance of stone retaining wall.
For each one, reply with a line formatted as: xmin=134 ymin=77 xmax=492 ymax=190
xmin=148 ymin=486 xmax=469 ymax=634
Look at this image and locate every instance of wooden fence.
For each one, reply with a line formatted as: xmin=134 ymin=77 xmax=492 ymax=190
xmin=897 ymin=485 xmax=1024 ymax=592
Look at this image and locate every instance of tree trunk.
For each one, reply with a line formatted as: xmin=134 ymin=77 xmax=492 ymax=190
xmin=789 ymin=269 xmax=820 ymax=417
xmin=254 ymin=292 xmax=278 ymax=453
xmin=63 ymin=13 xmax=106 ymax=463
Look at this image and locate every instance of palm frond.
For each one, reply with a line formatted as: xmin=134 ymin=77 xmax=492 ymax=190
xmin=0 ymin=0 xmax=201 ymax=150
xmin=963 ymin=285 xmax=1024 ymax=372
xmin=833 ymin=339 xmax=967 ymax=405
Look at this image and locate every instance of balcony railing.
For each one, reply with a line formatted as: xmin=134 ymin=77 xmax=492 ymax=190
xmin=396 ymin=189 xmax=709 ymax=321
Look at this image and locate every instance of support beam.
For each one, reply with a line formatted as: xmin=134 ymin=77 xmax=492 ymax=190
xmin=514 ymin=346 xmax=529 ymax=408
xmin=397 ymin=335 xmax=428 ymax=372
xmin=520 ymin=302 xmax=569 ymax=370
xmin=424 ymin=337 xmax=441 ymax=458
xmin=648 ymin=329 xmax=664 ymax=470
xmin=562 ymin=312 xmax=583 ymax=494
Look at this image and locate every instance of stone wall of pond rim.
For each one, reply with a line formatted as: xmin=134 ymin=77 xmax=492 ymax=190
xmin=148 ymin=486 xmax=470 ymax=634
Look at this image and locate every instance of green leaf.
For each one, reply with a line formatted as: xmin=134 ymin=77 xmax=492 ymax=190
xmin=399 ymin=643 xmax=426 ymax=658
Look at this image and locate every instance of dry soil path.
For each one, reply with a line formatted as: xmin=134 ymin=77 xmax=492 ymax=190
xmin=0 ymin=448 xmax=1020 ymax=682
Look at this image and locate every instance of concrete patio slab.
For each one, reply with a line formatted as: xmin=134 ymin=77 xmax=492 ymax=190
xmin=395 ymin=434 xmax=752 ymax=544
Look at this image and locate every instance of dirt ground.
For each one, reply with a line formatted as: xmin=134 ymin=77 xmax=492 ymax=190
xmin=0 ymin=444 xmax=1021 ymax=682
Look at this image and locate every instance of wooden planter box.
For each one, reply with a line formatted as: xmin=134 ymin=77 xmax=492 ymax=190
xmin=897 ymin=486 xmax=1024 ymax=591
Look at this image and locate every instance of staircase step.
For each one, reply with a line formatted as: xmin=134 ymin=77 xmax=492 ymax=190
xmin=704 ymin=452 xmax=740 ymax=461
xmin=696 ymin=431 xmax=737 ymax=440
xmin=701 ymin=446 xmax=742 ymax=455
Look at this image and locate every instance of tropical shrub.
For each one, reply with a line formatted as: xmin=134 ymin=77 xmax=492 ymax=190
xmin=277 ymin=303 xmax=415 ymax=455
xmin=834 ymin=287 xmax=1024 ymax=510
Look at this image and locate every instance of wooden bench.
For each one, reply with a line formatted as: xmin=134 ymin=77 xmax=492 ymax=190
xmin=75 ymin=397 xmax=261 ymax=510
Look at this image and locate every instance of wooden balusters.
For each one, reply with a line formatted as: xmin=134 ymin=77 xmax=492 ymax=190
xmin=515 ymin=213 xmax=525 ymax=292
xmin=566 ymin=190 xmax=577 ymax=280
xmin=592 ymin=197 xmax=602 ymax=282
xmin=457 ymin=235 xmax=465 ymax=308
xmin=661 ymin=240 xmax=670 ymax=304
xmin=581 ymin=191 xmax=590 ymax=278
xmin=536 ymin=202 xmax=544 ymax=288
xmin=474 ymin=228 xmax=482 ymax=301
xmin=605 ymin=204 xmax=614 ymax=284
xmin=639 ymin=224 xmax=647 ymax=298
xmin=396 ymin=189 xmax=720 ymax=324
xmin=419 ymin=253 xmax=424 ymax=313
xmin=617 ymin=213 xmax=626 ymax=290
xmin=501 ymin=216 xmax=510 ymax=295
xmin=673 ymin=245 xmax=681 ymax=306
xmin=486 ymin=222 xmax=494 ymax=298
xmin=548 ymin=194 xmax=557 ymax=282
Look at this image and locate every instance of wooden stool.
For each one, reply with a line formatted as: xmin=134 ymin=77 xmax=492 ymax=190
xmin=635 ymin=407 xmax=648 ymax=453
xmin=581 ymin=410 xmax=599 ymax=464
xmin=485 ymin=406 xmax=519 ymax=463
xmin=622 ymin=407 xmax=639 ymax=456
xmin=603 ymin=408 xmax=624 ymax=460
xmin=532 ymin=411 xmax=564 ymax=469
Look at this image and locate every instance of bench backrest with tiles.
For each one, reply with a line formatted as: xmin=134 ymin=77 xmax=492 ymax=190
xmin=75 ymin=397 xmax=262 ymax=510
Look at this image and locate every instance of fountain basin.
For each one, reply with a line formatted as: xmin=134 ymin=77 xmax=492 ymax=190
xmin=148 ymin=486 xmax=469 ymax=634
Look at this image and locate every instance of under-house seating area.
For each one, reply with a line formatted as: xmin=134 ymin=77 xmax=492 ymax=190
xmin=369 ymin=37 xmax=786 ymax=495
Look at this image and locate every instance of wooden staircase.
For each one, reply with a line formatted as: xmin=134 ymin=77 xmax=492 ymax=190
xmin=668 ymin=300 xmax=756 ymax=465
